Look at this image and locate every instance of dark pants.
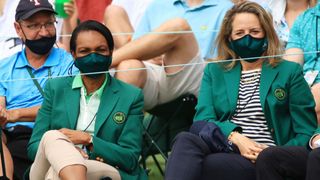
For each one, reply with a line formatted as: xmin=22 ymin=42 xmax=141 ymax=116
xmin=256 ymin=146 xmax=320 ymax=180
xmin=4 ymin=125 xmax=33 ymax=180
xmin=165 ymin=132 xmax=256 ymax=180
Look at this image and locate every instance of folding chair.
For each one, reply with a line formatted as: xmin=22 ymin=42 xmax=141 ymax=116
xmin=140 ymin=93 xmax=197 ymax=176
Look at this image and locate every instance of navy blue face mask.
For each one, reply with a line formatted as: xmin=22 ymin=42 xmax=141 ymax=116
xmin=229 ymin=34 xmax=268 ymax=63
xmin=74 ymin=53 xmax=112 ymax=79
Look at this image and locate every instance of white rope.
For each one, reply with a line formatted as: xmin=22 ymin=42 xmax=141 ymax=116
xmin=0 ymin=50 xmax=317 ymax=83
xmin=0 ymin=29 xmax=221 ymax=39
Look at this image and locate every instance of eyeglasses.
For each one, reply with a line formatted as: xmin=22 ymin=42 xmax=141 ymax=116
xmin=21 ymin=21 xmax=57 ymax=31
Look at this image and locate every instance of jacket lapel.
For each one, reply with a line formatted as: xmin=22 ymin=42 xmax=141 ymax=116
xmin=260 ymin=62 xmax=279 ymax=110
xmin=64 ymin=79 xmax=80 ymax=129
xmin=94 ymin=76 xmax=120 ymax=135
xmin=224 ymin=63 xmax=241 ymax=111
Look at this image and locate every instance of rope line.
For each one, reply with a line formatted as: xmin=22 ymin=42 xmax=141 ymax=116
xmin=0 ymin=50 xmax=317 ymax=83
xmin=0 ymin=29 xmax=221 ymax=39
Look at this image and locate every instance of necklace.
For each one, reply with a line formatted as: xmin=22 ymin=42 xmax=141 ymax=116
xmin=240 ymin=71 xmax=261 ymax=84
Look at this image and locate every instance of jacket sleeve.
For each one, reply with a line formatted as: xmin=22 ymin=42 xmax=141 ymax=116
xmin=194 ymin=64 xmax=240 ymax=137
xmin=284 ymin=64 xmax=317 ymax=146
xmin=27 ymin=80 xmax=53 ymax=160
xmin=91 ymin=91 xmax=144 ymax=173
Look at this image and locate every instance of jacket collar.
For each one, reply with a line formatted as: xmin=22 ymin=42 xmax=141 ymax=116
xmin=64 ymin=75 xmax=120 ymax=133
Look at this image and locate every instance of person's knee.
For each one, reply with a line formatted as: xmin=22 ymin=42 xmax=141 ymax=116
xmin=172 ymin=132 xmax=204 ymax=150
xmin=104 ymin=5 xmax=126 ymax=20
xmin=165 ymin=18 xmax=191 ymax=32
xmin=309 ymin=148 xmax=320 ymax=162
xmin=174 ymin=132 xmax=195 ymax=143
xmin=116 ymin=60 xmax=146 ymax=77
xmin=41 ymin=130 xmax=64 ymax=145
xmin=115 ymin=60 xmax=147 ymax=87
xmin=116 ymin=59 xmax=144 ymax=70
xmin=256 ymin=147 xmax=279 ymax=166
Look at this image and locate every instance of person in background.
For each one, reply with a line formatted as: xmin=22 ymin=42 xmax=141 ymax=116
xmin=0 ymin=0 xmax=77 ymax=60
xmin=27 ymin=20 xmax=146 ymax=180
xmin=111 ymin=0 xmax=233 ymax=111
xmin=0 ymin=0 xmax=77 ymax=179
xmin=104 ymin=0 xmax=153 ymax=49
xmin=75 ymin=0 xmax=111 ymax=22
xmin=269 ymin=0 xmax=317 ymax=47
xmin=284 ymin=2 xmax=320 ymax=124
xmin=165 ymin=2 xmax=317 ymax=180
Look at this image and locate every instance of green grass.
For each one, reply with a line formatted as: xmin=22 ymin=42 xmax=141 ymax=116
xmin=144 ymin=154 xmax=166 ymax=180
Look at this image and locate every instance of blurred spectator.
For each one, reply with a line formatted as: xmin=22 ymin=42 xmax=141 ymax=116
xmin=284 ymin=2 xmax=320 ymax=124
xmin=269 ymin=0 xmax=317 ymax=47
xmin=104 ymin=0 xmax=153 ymax=48
xmin=75 ymin=0 xmax=111 ymax=22
xmin=112 ymin=0 xmax=233 ymax=110
xmin=0 ymin=0 xmax=77 ymax=60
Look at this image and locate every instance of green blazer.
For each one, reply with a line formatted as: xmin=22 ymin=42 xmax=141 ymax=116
xmin=195 ymin=60 xmax=317 ymax=146
xmin=27 ymin=75 xmax=147 ymax=180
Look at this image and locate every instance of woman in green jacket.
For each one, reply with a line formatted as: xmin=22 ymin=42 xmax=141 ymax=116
xmin=165 ymin=2 xmax=317 ymax=180
xmin=27 ymin=20 xmax=147 ymax=180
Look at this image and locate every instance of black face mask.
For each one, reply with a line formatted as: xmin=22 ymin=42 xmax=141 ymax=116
xmin=74 ymin=53 xmax=112 ymax=79
xmin=229 ymin=34 xmax=268 ymax=63
xmin=25 ymin=36 xmax=56 ymax=55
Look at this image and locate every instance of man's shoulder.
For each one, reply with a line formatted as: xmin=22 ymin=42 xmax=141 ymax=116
xmin=0 ymin=51 xmax=20 ymax=64
xmin=294 ymin=6 xmax=317 ymax=25
xmin=0 ymin=52 xmax=21 ymax=75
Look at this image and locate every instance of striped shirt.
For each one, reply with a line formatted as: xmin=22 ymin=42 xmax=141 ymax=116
xmin=231 ymin=69 xmax=276 ymax=146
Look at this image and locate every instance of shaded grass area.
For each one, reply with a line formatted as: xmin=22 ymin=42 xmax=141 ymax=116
xmin=144 ymin=154 xmax=166 ymax=180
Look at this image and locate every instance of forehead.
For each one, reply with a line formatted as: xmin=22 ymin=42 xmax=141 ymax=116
xmin=21 ymin=11 xmax=55 ymax=23
xmin=76 ymin=30 xmax=108 ymax=48
xmin=232 ymin=12 xmax=261 ymax=30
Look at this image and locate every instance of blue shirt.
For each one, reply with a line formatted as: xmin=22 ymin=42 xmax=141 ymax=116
xmin=133 ymin=0 xmax=233 ymax=59
xmin=0 ymin=48 xmax=77 ymax=128
xmin=286 ymin=3 xmax=320 ymax=83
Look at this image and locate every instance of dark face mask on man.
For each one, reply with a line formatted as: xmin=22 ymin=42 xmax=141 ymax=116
xmin=74 ymin=53 xmax=112 ymax=79
xmin=229 ymin=34 xmax=268 ymax=63
xmin=25 ymin=36 xmax=56 ymax=55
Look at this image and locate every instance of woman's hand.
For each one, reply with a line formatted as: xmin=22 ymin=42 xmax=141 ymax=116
xmin=59 ymin=128 xmax=91 ymax=145
xmin=229 ymin=132 xmax=267 ymax=162
xmin=75 ymin=146 xmax=88 ymax=159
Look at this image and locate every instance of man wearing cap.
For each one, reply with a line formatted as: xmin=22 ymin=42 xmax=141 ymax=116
xmin=0 ymin=0 xmax=76 ymax=179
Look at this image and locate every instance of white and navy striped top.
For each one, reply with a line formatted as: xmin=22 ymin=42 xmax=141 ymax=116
xmin=231 ymin=69 xmax=276 ymax=147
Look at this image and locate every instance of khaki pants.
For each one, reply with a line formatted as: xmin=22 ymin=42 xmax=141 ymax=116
xmin=30 ymin=130 xmax=121 ymax=180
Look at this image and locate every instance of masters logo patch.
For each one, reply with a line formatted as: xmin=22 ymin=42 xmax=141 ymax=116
xmin=113 ymin=112 xmax=126 ymax=124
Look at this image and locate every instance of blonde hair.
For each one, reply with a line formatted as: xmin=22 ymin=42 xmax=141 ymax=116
xmin=213 ymin=1 xmax=282 ymax=70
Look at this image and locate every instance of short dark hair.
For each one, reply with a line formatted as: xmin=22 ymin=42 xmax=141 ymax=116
xmin=70 ymin=20 xmax=114 ymax=53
